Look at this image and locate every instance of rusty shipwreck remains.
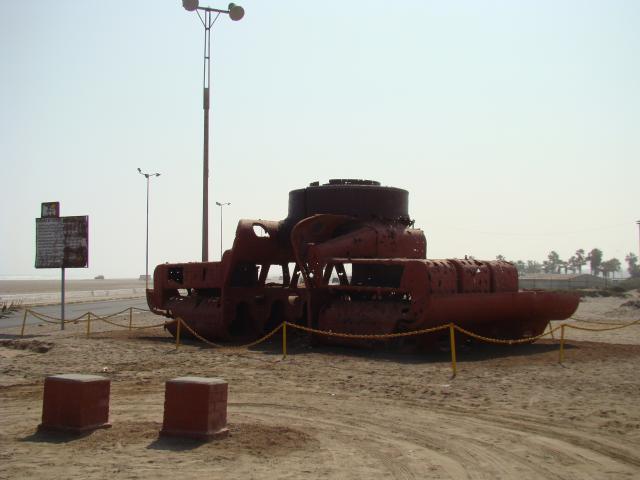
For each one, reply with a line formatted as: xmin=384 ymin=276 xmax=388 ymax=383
xmin=146 ymin=180 xmax=579 ymax=348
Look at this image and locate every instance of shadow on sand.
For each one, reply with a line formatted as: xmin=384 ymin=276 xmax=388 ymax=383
xmin=0 ymin=333 xmax=43 ymax=340
xmin=147 ymin=435 xmax=210 ymax=452
xmin=20 ymin=428 xmax=97 ymax=444
xmin=134 ymin=326 xmax=576 ymax=365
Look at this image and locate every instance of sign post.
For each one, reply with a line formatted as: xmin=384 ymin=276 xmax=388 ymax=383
xmin=61 ymin=268 xmax=65 ymax=329
xmin=35 ymin=202 xmax=88 ymax=330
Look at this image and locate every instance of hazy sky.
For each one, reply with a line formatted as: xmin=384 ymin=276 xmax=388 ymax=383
xmin=1 ymin=0 xmax=638 ymax=279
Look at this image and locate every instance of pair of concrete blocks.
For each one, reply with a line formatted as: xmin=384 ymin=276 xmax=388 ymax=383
xmin=38 ymin=374 xmax=229 ymax=440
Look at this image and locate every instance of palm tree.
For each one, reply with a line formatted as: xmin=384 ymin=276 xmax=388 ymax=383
xmin=573 ymin=249 xmax=587 ymax=274
xmin=625 ymin=253 xmax=640 ymax=277
xmin=543 ymin=251 xmax=561 ymax=273
xmin=559 ymin=260 xmax=569 ymax=274
xmin=526 ymin=261 xmax=543 ymax=273
xmin=601 ymin=258 xmax=621 ymax=279
xmin=587 ymin=248 xmax=603 ymax=276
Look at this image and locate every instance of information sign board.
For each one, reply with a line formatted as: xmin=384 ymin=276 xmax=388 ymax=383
xmin=35 ymin=216 xmax=89 ymax=268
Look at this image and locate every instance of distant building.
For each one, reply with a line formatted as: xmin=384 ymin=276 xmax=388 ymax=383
xmin=519 ymin=274 xmax=607 ymax=290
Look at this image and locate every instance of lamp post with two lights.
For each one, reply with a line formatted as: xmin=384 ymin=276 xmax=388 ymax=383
xmin=181 ymin=0 xmax=244 ymax=262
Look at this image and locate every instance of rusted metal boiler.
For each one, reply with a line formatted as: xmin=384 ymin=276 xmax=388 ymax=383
xmin=146 ymin=179 xmax=579 ymax=348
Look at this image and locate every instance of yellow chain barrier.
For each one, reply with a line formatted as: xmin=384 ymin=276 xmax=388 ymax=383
xmin=20 ymin=308 xmax=165 ymax=336
xmin=20 ymin=309 xmax=27 ymax=337
xmin=559 ymin=324 xmax=566 ymax=364
xmin=17 ymin=304 xmax=640 ymax=374
xmin=97 ymin=316 xmax=169 ymax=330
xmin=177 ymin=317 xmax=284 ymax=351
xmin=175 ymin=317 xmax=181 ymax=349
xmin=27 ymin=309 xmax=89 ymax=324
xmin=24 ymin=310 xmax=57 ymax=324
xmin=452 ymin=324 xmax=562 ymax=345
xmin=546 ymin=322 xmax=555 ymax=340
xmin=570 ymin=316 xmax=633 ymax=326
xmin=563 ymin=317 xmax=640 ymax=332
xmin=130 ymin=307 xmax=151 ymax=312
xmin=282 ymin=321 xmax=287 ymax=359
xmin=285 ymin=322 xmax=450 ymax=339
xmin=449 ymin=324 xmax=457 ymax=378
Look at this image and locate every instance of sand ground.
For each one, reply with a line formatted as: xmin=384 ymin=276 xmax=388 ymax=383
xmin=1 ymin=292 xmax=640 ymax=479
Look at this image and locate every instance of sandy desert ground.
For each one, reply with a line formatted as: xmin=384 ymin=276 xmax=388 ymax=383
xmin=1 ymin=290 xmax=640 ymax=479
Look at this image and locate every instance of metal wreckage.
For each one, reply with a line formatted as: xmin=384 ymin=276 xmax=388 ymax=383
xmin=146 ymin=179 xmax=579 ymax=349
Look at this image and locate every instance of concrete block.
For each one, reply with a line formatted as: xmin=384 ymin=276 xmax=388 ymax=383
xmin=39 ymin=374 xmax=111 ymax=433
xmin=160 ymin=376 xmax=228 ymax=441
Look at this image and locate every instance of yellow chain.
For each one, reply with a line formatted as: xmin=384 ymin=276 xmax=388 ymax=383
xmin=87 ymin=309 xmax=132 ymax=321
xmin=25 ymin=308 xmax=161 ymax=330
xmin=23 ymin=306 xmax=640 ymax=352
xmin=569 ymin=316 xmax=638 ymax=327
xmin=27 ymin=309 xmax=89 ymax=323
xmin=285 ymin=322 xmax=450 ymax=339
xmin=452 ymin=324 xmax=562 ymax=345
xmin=563 ymin=318 xmax=640 ymax=332
xmin=177 ymin=317 xmax=284 ymax=350
xmin=98 ymin=316 xmax=169 ymax=330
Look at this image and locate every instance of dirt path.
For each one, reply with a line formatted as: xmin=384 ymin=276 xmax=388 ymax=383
xmin=1 ymin=293 xmax=640 ymax=479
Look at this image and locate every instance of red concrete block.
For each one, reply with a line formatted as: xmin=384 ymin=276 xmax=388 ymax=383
xmin=39 ymin=374 xmax=111 ymax=433
xmin=160 ymin=377 xmax=228 ymax=441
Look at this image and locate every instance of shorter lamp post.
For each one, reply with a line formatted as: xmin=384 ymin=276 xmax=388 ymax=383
xmin=138 ymin=168 xmax=161 ymax=289
xmin=637 ymin=220 xmax=640 ymax=260
xmin=216 ymin=201 xmax=230 ymax=260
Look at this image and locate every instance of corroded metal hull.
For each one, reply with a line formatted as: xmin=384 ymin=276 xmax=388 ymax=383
xmin=147 ymin=180 xmax=579 ymax=349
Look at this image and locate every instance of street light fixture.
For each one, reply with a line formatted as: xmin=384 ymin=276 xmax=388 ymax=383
xmin=216 ymin=201 xmax=231 ymax=260
xmin=637 ymin=220 xmax=640 ymax=260
xmin=137 ymin=168 xmax=161 ymax=289
xmin=182 ymin=1 xmax=244 ymax=262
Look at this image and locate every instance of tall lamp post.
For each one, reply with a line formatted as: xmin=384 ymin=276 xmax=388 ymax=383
xmin=216 ymin=201 xmax=231 ymax=259
xmin=137 ymin=168 xmax=161 ymax=289
xmin=182 ymin=0 xmax=244 ymax=262
xmin=637 ymin=220 xmax=640 ymax=260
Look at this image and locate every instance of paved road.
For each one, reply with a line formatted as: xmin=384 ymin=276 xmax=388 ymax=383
xmin=0 ymin=297 xmax=150 ymax=329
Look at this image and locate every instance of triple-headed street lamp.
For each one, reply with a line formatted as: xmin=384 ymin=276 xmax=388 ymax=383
xmin=182 ymin=1 xmax=244 ymax=262
xmin=137 ymin=168 xmax=161 ymax=289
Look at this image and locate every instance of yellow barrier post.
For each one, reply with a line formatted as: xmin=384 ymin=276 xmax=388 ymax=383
xmin=129 ymin=307 xmax=133 ymax=331
xmin=282 ymin=322 xmax=287 ymax=360
xmin=559 ymin=324 xmax=565 ymax=364
xmin=449 ymin=323 xmax=457 ymax=378
xmin=175 ymin=318 xmax=181 ymax=350
xmin=86 ymin=312 xmax=91 ymax=337
xmin=20 ymin=309 xmax=28 ymax=337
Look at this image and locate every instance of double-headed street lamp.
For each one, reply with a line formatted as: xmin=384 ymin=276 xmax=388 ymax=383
xmin=137 ymin=168 xmax=161 ymax=289
xmin=215 ymin=201 xmax=231 ymax=259
xmin=182 ymin=0 xmax=244 ymax=262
